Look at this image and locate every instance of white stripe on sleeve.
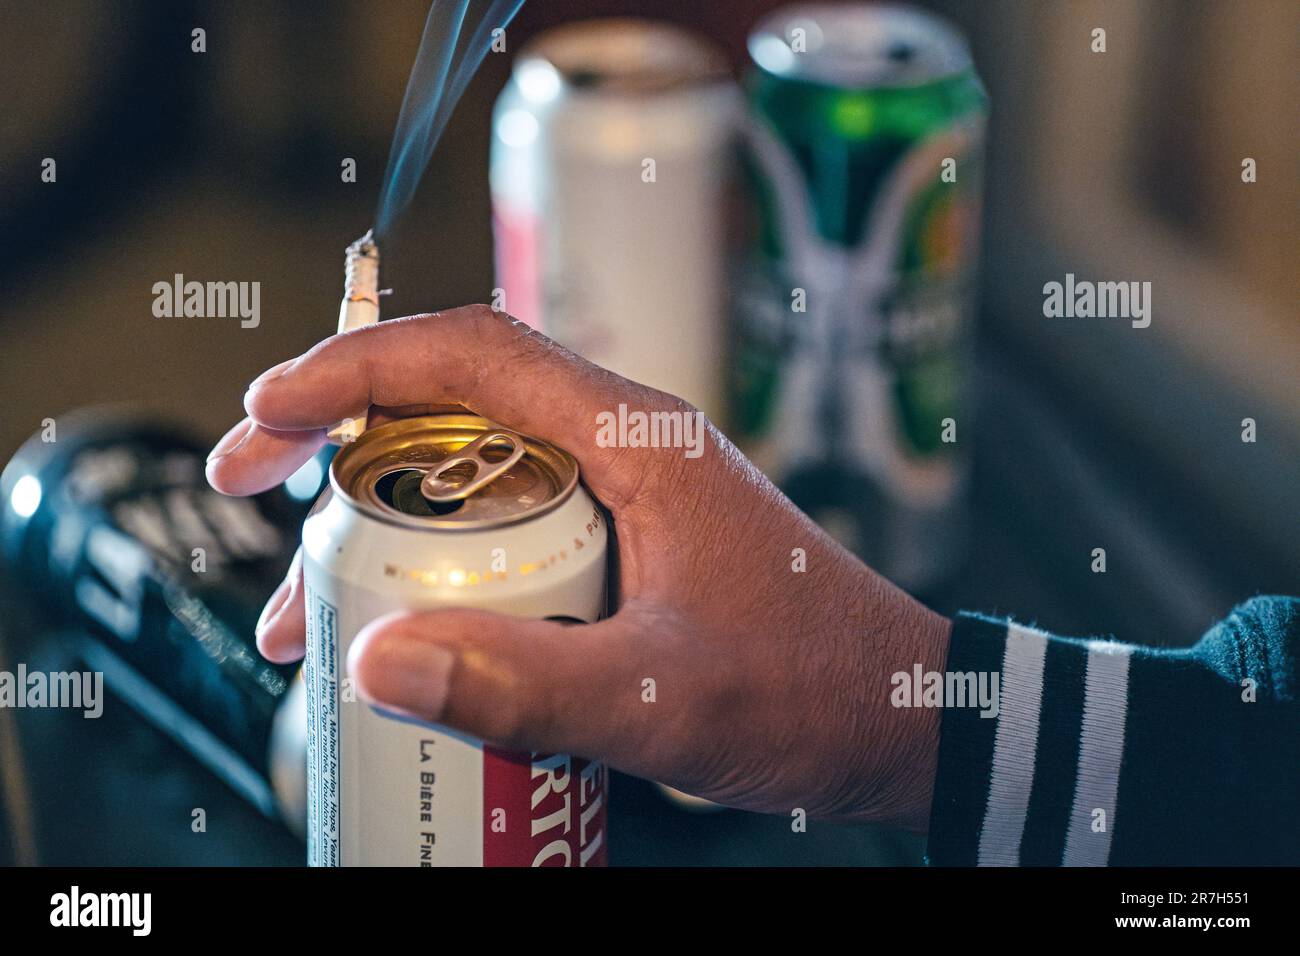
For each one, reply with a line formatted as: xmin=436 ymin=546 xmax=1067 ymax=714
xmin=1062 ymin=641 xmax=1134 ymax=866
xmin=977 ymin=622 xmax=1049 ymax=866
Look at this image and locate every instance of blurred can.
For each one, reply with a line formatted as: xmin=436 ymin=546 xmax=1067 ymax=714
xmin=734 ymin=4 xmax=987 ymax=591
xmin=491 ymin=18 xmax=741 ymax=424
xmin=302 ymin=414 xmax=609 ymax=866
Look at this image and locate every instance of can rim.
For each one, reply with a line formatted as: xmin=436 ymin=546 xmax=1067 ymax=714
xmin=516 ymin=17 xmax=731 ymax=95
xmin=748 ymin=3 xmax=973 ymax=90
xmin=329 ymin=414 xmax=580 ymax=532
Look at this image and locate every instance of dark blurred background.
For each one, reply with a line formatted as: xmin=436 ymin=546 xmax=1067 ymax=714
xmin=0 ymin=0 xmax=1295 ymax=866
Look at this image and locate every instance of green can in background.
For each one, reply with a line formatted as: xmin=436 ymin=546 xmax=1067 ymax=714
xmin=733 ymin=3 xmax=987 ymax=592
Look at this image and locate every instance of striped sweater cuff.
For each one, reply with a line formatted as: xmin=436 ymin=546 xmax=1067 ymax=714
xmin=926 ymin=613 xmax=1133 ymax=866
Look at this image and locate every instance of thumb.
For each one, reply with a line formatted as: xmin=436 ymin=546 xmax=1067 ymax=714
xmin=347 ymin=608 xmax=653 ymax=768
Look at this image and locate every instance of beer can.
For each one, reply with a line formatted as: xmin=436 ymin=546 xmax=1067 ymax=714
xmin=491 ymin=19 xmax=741 ymax=424
xmin=733 ymin=4 xmax=987 ymax=591
xmin=302 ymin=414 xmax=609 ymax=866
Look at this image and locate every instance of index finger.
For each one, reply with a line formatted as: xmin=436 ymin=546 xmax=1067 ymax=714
xmin=243 ymin=306 xmax=678 ymax=507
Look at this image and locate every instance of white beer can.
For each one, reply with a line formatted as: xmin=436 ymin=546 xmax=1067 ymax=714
xmin=491 ymin=19 xmax=741 ymax=425
xmin=302 ymin=414 xmax=609 ymax=866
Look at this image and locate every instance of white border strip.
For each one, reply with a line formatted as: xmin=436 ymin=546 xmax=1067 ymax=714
xmin=977 ymin=623 xmax=1049 ymax=866
xmin=1062 ymin=641 xmax=1134 ymax=866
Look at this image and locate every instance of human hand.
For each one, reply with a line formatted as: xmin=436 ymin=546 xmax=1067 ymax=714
xmin=206 ymin=306 xmax=951 ymax=830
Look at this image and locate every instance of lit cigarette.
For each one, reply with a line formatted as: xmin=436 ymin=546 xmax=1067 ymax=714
xmin=327 ymin=230 xmax=381 ymax=444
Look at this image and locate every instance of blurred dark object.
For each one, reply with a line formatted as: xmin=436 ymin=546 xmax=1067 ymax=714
xmin=0 ymin=407 xmax=321 ymax=836
xmin=949 ymin=0 xmax=1299 ymax=589
xmin=0 ymin=614 xmax=38 ymax=867
xmin=12 ymin=626 xmax=303 ymax=866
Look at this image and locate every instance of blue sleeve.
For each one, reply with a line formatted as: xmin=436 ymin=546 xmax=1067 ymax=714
xmin=926 ymin=596 xmax=1300 ymax=865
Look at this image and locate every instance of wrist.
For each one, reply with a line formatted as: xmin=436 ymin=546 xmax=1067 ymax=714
xmin=889 ymin=598 xmax=952 ymax=832
xmin=855 ymin=575 xmax=952 ymax=832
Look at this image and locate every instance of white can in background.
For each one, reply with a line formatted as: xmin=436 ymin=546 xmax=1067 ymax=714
xmin=302 ymin=415 xmax=609 ymax=866
xmin=491 ymin=18 xmax=741 ymax=426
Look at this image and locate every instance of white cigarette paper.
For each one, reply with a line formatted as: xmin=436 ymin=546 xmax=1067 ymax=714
xmin=327 ymin=230 xmax=381 ymax=444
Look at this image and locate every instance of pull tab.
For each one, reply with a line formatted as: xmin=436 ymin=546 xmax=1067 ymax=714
xmin=420 ymin=430 xmax=526 ymax=503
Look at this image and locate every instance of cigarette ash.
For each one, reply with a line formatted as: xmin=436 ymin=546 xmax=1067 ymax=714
xmin=343 ymin=229 xmax=381 ymax=306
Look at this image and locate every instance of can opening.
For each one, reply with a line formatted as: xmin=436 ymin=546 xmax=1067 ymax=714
xmin=333 ymin=415 xmax=579 ymax=530
xmin=374 ymin=469 xmax=464 ymax=517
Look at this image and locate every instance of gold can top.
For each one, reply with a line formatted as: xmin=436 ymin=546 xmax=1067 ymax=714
xmin=330 ymin=414 xmax=579 ymax=531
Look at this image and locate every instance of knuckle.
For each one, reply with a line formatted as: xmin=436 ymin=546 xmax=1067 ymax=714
xmin=597 ymin=389 xmax=703 ymax=505
xmin=461 ymin=302 xmax=502 ymax=325
xmin=464 ymin=305 xmax=538 ymax=379
xmin=456 ymin=302 xmax=523 ymax=339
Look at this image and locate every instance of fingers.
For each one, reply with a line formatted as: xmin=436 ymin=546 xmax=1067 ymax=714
xmin=241 ymin=306 xmax=674 ymax=507
xmin=206 ymin=418 xmax=324 ymax=496
xmin=347 ymin=608 xmax=665 ymax=775
xmin=256 ymin=548 xmax=306 ymax=663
